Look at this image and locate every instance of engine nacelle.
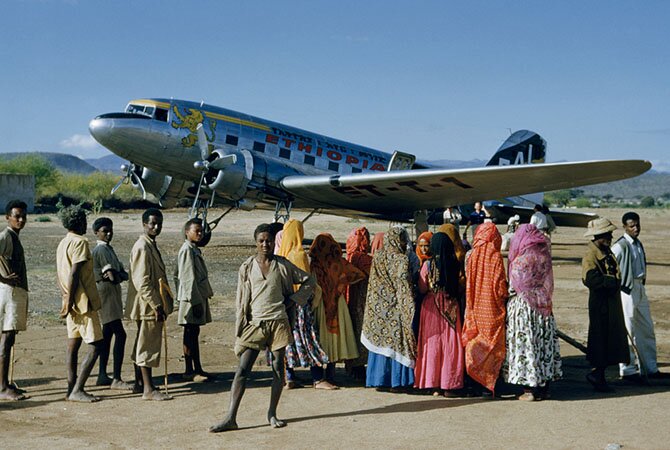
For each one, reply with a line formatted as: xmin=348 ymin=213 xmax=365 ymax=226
xmin=132 ymin=166 xmax=190 ymax=208
xmin=205 ymin=149 xmax=253 ymax=200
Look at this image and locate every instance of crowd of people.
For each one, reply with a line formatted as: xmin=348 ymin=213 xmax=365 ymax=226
xmin=0 ymin=199 xmax=667 ymax=433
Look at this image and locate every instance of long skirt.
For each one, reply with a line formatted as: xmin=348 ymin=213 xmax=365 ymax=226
xmin=286 ymin=303 xmax=329 ymax=369
xmin=314 ymin=294 xmax=360 ymax=362
xmin=414 ymin=292 xmax=464 ymax=390
xmin=503 ymin=294 xmax=562 ymax=387
xmin=366 ymin=351 xmax=415 ymax=388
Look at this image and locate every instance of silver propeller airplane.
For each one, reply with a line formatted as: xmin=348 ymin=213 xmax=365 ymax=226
xmin=89 ymin=98 xmax=651 ymax=239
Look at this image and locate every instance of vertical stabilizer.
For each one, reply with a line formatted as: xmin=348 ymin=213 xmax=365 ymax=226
xmin=486 ymin=130 xmax=546 ymax=167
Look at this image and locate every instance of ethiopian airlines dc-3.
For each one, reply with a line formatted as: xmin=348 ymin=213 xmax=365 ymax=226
xmin=88 ymin=98 xmax=651 ymax=236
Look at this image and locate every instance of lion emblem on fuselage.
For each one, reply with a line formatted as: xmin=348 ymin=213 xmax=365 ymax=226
xmin=171 ymin=105 xmax=217 ymax=149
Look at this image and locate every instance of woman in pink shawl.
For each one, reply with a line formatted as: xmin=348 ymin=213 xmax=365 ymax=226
xmin=503 ymin=223 xmax=562 ymax=401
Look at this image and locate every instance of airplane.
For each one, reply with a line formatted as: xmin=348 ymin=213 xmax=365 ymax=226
xmin=89 ymin=98 xmax=651 ymax=242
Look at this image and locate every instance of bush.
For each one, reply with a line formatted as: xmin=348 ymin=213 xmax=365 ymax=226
xmin=0 ymin=154 xmax=60 ymax=191
xmin=39 ymin=171 xmax=141 ymax=203
xmin=35 ymin=216 xmax=51 ymax=222
xmin=573 ymin=197 xmax=592 ymax=208
xmin=640 ymin=196 xmax=655 ymax=207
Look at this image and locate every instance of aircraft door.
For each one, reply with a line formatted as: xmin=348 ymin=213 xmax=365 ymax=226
xmin=387 ymin=150 xmax=416 ymax=171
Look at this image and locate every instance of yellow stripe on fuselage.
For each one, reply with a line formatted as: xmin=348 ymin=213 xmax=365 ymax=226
xmin=129 ymin=99 xmax=271 ymax=132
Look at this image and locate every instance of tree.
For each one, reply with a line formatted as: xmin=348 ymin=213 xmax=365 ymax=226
xmin=0 ymin=154 xmax=60 ymax=193
xmin=545 ymin=189 xmax=572 ymax=207
xmin=640 ymin=196 xmax=655 ymax=207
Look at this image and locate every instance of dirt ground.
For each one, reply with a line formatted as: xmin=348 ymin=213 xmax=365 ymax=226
xmin=1 ymin=208 xmax=669 ymax=449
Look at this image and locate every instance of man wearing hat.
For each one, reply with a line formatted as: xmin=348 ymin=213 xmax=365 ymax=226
xmin=612 ymin=212 xmax=669 ymax=382
xmin=581 ymin=218 xmax=629 ymax=392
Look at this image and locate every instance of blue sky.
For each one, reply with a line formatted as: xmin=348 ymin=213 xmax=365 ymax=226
xmin=2 ymin=0 xmax=669 ymax=171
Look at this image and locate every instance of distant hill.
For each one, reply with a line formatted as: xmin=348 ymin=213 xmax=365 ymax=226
xmin=578 ymin=170 xmax=670 ymax=199
xmin=426 ymin=159 xmax=487 ymax=169
xmin=0 ymin=152 xmax=97 ymax=174
xmin=85 ymin=154 xmax=126 ymax=173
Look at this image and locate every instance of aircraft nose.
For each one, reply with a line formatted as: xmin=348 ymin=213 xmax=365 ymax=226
xmin=89 ymin=113 xmax=153 ymax=159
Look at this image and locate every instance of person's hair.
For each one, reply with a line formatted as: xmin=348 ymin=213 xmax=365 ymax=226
xmin=254 ymin=223 xmax=274 ymax=240
xmin=58 ymin=204 xmax=88 ymax=231
xmin=92 ymin=217 xmax=113 ymax=232
xmin=541 ymin=205 xmax=550 ymax=214
xmin=593 ymin=231 xmax=613 ymax=241
xmin=622 ymin=211 xmax=640 ymax=225
xmin=267 ymin=221 xmax=284 ymax=237
xmin=184 ymin=218 xmax=202 ymax=233
xmin=142 ymin=208 xmax=163 ymax=224
xmin=5 ymin=200 xmax=27 ymax=216
xmin=534 ymin=204 xmax=543 ymax=212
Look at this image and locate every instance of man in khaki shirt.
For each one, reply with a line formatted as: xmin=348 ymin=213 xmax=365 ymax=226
xmin=127 ymin=208 xmax=173 ymax=401
xmin=210 ymin=223 xmax=315 ymax=433
xmin=56 ymin=205 xmax=103 ymax=402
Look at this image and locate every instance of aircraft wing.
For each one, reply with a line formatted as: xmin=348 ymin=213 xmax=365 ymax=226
xmin=280 ymin=160 xmax=651 ymax=215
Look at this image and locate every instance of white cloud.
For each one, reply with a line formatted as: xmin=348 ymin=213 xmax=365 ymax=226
xmin=650 ymin=159 xmax=670 ymax=173
xmin=60 ymin=134 xmax=99 ymax=150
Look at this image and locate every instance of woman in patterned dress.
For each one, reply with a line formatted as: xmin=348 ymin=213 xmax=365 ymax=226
xmin=503 ymin=224 xmax=562 ymax=401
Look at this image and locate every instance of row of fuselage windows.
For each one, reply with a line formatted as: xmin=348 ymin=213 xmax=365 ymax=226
xmin=222 ymin=134 xmax=363 ymax=174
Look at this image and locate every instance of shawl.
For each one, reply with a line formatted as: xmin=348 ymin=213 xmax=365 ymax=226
xmin=438 ymin=223 xmax=467 ymax=296
xmin=274 ymin=230 xmax=284 ymax=255
xmin=427 ymin=232 xmax=460 ymax=328
xmin=277 ymin=219 xmax=309 ymax=273
xmin=309 ymin=233 xmax=365 ymax=334
xmin=361 ymin=226 xmax=416 ymax=367
xmin=508 ymin=224 xmax=553 ymax=316
xmin=416 ymin=231 xmax=433 ymax=265
xmin=462 ymin=222 xmax=508 ymax=392
xmin=370 ymin=232 xmax=385 ymax=255
xmin=346 ymin=227 xmax=372 ymax=304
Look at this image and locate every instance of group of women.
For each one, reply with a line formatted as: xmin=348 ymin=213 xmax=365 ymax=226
xmin=273 ymin=219 xmax=562 ymax=401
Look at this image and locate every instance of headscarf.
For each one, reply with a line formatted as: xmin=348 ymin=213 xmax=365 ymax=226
xmin=277 ymin=219 xmax=309 ymax=273
xmin=508 ymin=224 xmax=553 ymax=316
xmin=415 ymin=231 xmax=433 ymax=265
xmin=361 ymin=226 xmax=416 ymax=367
xmin=462 ymin=222 xmax=508 ymax=392
xmin=274 ymin=230 xmax=284 ymax=255
xmin=370 ymin=232 xmax=384 ymax=255
xmin=346 ymin=227 xmax=372 ymax=305
xmin=427 ymin=232 xmax=460 ymax=328
xmin=309 ymin=233 xmax=365 ymax=334
xmin=438 ymin=223 xmax=466 ymax=265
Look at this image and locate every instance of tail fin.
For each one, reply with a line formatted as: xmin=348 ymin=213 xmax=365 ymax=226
xmin=486 ymin=130 xmax=546 ymax=166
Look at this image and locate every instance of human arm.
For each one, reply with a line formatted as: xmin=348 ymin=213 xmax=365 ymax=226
xmin=287 ymin=261 xmax=316 ymax=306
xmin=60 ymin=261 xmax=84 ymax=318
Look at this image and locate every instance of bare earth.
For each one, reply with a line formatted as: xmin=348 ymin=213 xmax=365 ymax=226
xmin=1 ymin=208 xmax=668 ymax=449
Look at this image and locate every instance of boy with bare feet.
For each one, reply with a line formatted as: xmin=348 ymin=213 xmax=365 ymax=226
xmin=209 ymin=223 xmax=316 ymax=432
xmin=92 ymin=217 xmax=133 ymax=390
xmin=127 ymin=208 xmax=173 ymax=401
xmin=0 ymin=200 xmax=29 ymax=401
xmin=56 ymin=205 xmax=104 ymax=402
xmin=175 ymin=218 xmax=213 ymax=382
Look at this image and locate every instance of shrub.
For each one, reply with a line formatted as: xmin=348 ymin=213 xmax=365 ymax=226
xmin=0 ymin=154 xmax=60 ymax=191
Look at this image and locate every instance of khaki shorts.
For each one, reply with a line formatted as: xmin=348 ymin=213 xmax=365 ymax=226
xmin=66 ymin=310 xmax=103 ymax=344
xmin=234 ymin=319 xmax=292 ymax=356
xmin=0 ymin=284 xmax=28 ymax=332
xmin=131 ymin=320 xmax=163 ymax=368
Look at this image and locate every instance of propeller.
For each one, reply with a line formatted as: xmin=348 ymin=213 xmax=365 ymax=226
xmin=193 ymin=122 xmax=238 ymax=173
xmin=111 ymin=163 xmax=147 ymax=199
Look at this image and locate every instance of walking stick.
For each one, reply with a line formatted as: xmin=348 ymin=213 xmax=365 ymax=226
xmin=9 ymin=345 xmax=16 ymax=387
xmin=159 ymin=278 xmax=173 ymax=396
xmin=163 ymin=320 xmax=169 ymax=395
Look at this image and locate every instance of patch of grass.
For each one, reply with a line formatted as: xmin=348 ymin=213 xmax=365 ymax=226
xmin=35 ymin=216 xmax=52 ymax=222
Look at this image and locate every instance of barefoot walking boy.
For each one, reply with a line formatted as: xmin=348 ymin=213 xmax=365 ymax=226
xmin=209 ymin=223 xmax=316 ymax=432
xmin=175 ymin=218 xmax=213 ymax=381
xmin=56 ymin=205 xmax=104 ymax=402
xmin=92 ymin=217 xmax=133 ymax=390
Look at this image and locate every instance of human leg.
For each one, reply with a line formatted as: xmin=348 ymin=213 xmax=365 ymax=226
xmin=66 ymin=337 xmax=82 ymax=397
xmin=182 ymin=325 xmax=194 ymax=376
xmin=69 ymin=339 xmax=102 ymax=402
xmin=108 ymin=320 xmax=131 ymax=389
xmin=0 ymin=331 xmax=23 ymax=400
xmin=268 ymin=349 xmax=286 ymax=428
xmin=310 ymin=365 xmax=337 ymax=389
xmin=209 ymin=348 xmax=259 ymax=432
xmin=619 ymin=290 xmax=639 ymax=376
xmin=632 ymin=284 xmax=658 ymax=375
xmin=97 ymin=322 xmax=114 ymax=385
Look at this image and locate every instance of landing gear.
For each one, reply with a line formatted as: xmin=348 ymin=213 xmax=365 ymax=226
xmin=273 ymin=200 xmax=292 ymax=223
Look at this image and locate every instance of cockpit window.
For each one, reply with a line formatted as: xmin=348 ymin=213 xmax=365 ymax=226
xmin=125 ymin=103 xmax=156 ymax=118
xmin=155 ymin=107 xmax=168 ymax=122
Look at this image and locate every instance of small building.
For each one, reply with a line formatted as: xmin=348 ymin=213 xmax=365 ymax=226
xmin=0 ymin=173 xmax=35 ymax=212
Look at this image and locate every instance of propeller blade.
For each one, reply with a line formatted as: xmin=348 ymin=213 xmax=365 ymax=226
xmin=196 ymin=123 xmax=209 ymax=160
xmin=130 ymin=172 xmax=147 ymax=200
xmin=208 ymin=154 xmax=237 ymax=170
